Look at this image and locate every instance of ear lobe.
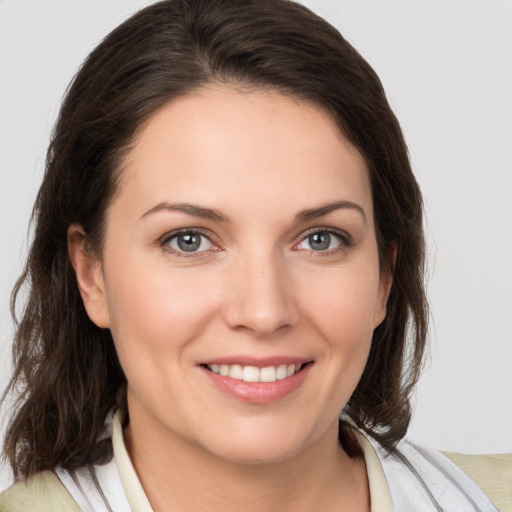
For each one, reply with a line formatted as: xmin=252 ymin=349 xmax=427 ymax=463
xmin=68 ymin=224 xmax=110 ymax=328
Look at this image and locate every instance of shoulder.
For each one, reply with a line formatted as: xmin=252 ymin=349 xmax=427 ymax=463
xmin=0 ymin=471 xmax=82 ymax=512
xmin=443 ymin=451 xmax=512 ymax=512
xmin=368 ymin=433 xmax=511 ymax=511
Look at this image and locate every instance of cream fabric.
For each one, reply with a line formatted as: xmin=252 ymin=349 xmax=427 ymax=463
xmin=443 ymin=451 xmax=512 ymax=512
xmin=111 ymin=410 xmax=153 ymax=511
xmin=0 ymin=471 xmax=81 ymax=512
xmin=353 ymin=431 xmax=394 ymax=512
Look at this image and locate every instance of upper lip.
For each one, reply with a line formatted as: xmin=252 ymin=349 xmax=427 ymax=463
xmin=198 ymin=356 xmax=311 ymax=367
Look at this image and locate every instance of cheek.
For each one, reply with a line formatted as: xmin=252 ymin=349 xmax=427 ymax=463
xmin=103 ymin=262 xmax=222 ymax=364
xmin=297 ymin=263 xmax=382 ymax=342
xmin=291 ymin=264 xmax=380 ymax=413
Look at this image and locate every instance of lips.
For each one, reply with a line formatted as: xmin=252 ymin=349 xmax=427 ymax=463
xmin=199 ymin=358 xmax=313 ymax=403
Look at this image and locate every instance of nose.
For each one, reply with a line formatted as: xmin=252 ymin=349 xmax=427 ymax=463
xmin=222 ymin=249 xmax=298 ymax=337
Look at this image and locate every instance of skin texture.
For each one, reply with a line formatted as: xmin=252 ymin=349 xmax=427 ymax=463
xmin=69 ymin=86 xmax=391 ymax=511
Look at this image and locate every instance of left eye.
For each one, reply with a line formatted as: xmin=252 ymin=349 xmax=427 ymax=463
xmin=166 ymin=232 xmax=214 ymax=253
xmin=296 ymin=231 xmax=344 ymax=251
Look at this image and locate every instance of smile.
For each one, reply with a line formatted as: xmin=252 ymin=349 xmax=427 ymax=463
xmin=205 ymin=363 xmax=303 ymax=383
xmin=200 ymin=360 xmax=313 ymax=403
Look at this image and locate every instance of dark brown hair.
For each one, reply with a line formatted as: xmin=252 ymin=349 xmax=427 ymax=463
xmin=4 ymin=0 xmax=427 ymax=479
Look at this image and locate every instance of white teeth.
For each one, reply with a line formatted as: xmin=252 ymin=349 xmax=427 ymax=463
xmin=206 ymin=363 xmax=302 ymax=383
xmin=242 ymin=366 xmax=260 ymax=382
xmin=229 ymin=364 xmax=243 ymax=380
xmin=259 ymin=366 xmax=277 ymax=382
xmin=276 ymin=364 xmax=288 ymax=380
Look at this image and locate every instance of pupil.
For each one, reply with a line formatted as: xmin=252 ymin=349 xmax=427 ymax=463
xmin=310 ymin=232 xmax=330 ymax=250
xmin=178 ymin=234 xmax=201 ymax=252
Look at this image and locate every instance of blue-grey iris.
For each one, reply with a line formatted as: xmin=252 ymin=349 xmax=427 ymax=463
xmin=177 ymin=234 xmax=201 ymax=252
xmin=309 ymin=232 xmax=330 ymax=251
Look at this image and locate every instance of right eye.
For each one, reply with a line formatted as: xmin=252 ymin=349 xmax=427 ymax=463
xmin=163 ymin=230 xmax=215 ymax=255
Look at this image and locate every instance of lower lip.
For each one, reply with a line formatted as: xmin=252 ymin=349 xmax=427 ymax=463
xmin=200 ymin=364 xmax=312 ymax=404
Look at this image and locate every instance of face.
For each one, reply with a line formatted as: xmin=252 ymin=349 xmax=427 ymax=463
xmin=74 ymin=86 xmax=391 ymax=464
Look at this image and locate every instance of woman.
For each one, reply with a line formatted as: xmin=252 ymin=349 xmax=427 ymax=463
xmin=1 ymin=0 xmax=510 ymax=510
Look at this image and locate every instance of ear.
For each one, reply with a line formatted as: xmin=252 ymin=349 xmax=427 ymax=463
xmin=68 ymin=223 xmax=110 ymax=328
xmin=373 ymin=242 xmax=397 ymax=328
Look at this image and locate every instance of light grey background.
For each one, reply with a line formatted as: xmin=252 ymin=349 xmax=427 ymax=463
xmin=1 ymin=0 xmax=511 ymax=490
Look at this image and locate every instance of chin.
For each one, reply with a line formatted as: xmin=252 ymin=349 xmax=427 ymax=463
xmin=196 ymin=418 xmax=320 ymax=466
xmin=211 ymin=440 xmax=304 ymax=466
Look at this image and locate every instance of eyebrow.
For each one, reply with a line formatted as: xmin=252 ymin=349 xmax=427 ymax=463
xmin=296 ymin=200 xmax=366 ymax=224
xmin=139 ymin=202 xmax=229 ymax=222
xmin=139 ymin=199 xmax=366 ymax=224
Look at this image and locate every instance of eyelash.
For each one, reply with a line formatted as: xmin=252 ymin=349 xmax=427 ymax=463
xmin=159 ymin=227 xmax=353 ymax=257
xmin=294 ymin=227 xmax=353 ymax=256
xmin=160 ymin=228 xmax=218 ymax=258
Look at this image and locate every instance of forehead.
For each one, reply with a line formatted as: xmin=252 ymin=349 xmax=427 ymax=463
xmin=116 ymin=85 xmax=373 ymax=223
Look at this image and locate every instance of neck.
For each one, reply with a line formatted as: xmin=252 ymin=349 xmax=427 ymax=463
xmin=124 ymin=410 xmax=370 ymax=512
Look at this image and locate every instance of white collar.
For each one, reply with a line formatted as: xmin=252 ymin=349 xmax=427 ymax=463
xmin=112 ymin=409 xmax=154 ymax=511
